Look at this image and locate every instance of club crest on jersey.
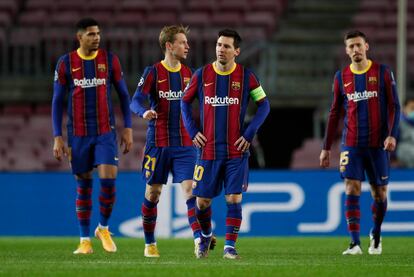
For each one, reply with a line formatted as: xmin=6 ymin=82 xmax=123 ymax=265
xmin=184 ymin=77 xmax=190 ymax=85
xmin=231 ymin=81 xmax=241 ymax=91
xmin=98 ymin=64 xmax=106 ymax=72
xmin=368 ymin=76 xmax=377 ymax=84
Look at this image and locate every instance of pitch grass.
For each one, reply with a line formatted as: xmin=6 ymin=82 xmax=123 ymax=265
xmin=1 ymin=237 xmax=413 ymax=276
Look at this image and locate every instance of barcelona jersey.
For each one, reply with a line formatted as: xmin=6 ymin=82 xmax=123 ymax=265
xmin=323 ymin=60 xmax=400 ymax=150
xmin=52 ymin=49 xmax=131 ymax=137
xmin=182 ymin=63 xmax=267 ymax=160
xmin=130 ymin=61 xmax=193 ymax=147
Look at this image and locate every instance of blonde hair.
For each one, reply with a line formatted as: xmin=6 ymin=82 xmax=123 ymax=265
xmin=159 ymin=25 xmax=189 ymax=53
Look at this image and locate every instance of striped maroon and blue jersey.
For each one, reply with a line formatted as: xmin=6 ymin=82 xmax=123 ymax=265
xmin=52 ymin=49 xmax=131 ymax=137
xmin=130 ymin=61 xmax=193 ymax=147
xmin=323 ymin=60 xmax=400 ymax=150
xmin=182 ymin=63 xmax=265 ymax=160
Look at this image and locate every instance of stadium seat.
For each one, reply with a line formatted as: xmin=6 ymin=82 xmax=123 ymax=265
xmin=119 ymin=0 xmax=150 ymax=14
xmin=25 ymin=0 xmax=55 ymax=12
xmin=50 ymin=11 xmax=81 ymax=27
xmin=244 ymin=12 xmax=277 ymax=34
xmin=145 ymin=12 xmax=178 ymax=27
xmin=353 ymin=13 xmax=383 ymax=28
xmin=211 ymin=12 xmax=243 ymax=28
xmin=179 ymin=12 xmax=210 ymax=28
xmin=113 ymin=12 xmax=145 ymax=27
xmin=249 ymin=0 xmax=283 ymax=14
xmin=152 ymin=0 xmax=183 ymax=13
xmin=18 ymin=10 xmax=48 ymax=28
xmin=217 ymin=0 xmax=249 ymax=14
xmin=0 ymin=12 xmax=12 ymax=28
xmin=0 ymin=0 xmax=19 ymax=17
xmin=186 ymin=0 xmax=216 ymax=13
xmin=3 ymin=105 xmax=33 ymax=116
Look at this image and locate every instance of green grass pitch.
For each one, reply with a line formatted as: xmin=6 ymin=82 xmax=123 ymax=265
xmin=1 ymin=237 xmax=413 ymax=276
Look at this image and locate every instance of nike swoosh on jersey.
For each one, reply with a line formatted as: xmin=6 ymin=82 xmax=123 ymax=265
xmin=344 ymin=82 xmax=352 ymax=87
xmin=158 ymin=79 xmax=167 ymax=83
xmin=204 ymin=82 xmax=214 ymax=87
xmin=72 ymin=67 xmax=81 ymax=72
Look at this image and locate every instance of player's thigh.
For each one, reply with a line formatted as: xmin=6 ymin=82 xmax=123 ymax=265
xmin=68 ymin=135 xmax=95 ymax=175
xmin=170 ymin=146 xmax=197 ymax=183
xmin=142 ymin=145 xmax=170 ymax=185
xmin=365 ymin=148 xmax=390 ymax=186
xmin=94 ymin=131 xmax=118 ymax=167
xmin=339 ymin=146 xmax=365 ymax=181
xmin=192 ymin=159 xmax=224 ymax=198
xmin=223 ymin=157 xmax=249 ymax=195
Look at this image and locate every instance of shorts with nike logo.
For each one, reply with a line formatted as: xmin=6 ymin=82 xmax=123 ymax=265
xmin=339 ymin=146 xmax=390 ymax=185
xmin=68 ymin=130 xmax=118 ymax=174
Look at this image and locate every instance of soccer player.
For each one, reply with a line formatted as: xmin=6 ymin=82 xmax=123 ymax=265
xmin=130 ymin=25 xmax=215 ymax=258
xmin=320 ymin=30 xmax=400 ymax=255
xmin=181 ymin=29 xmax=270 ymax=259
xmin=52 ymin=18 xmax=133 ymax=254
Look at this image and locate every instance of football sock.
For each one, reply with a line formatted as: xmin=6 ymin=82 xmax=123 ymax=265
xmin=142 ymin=198 xmax=157 ymax=244
xmin=345 ymin=194 xmax=360 ymax=245
xmin=76 ymin=179 xmax=93 ymax=238
xmin=371 ymin=198 xmax=387 ymax=236
xmin=196 ymin=205 xmax=212 ymax=237
xmin=225 ymin=203 xmax=242 ymax=248
xmin=98 ymin=178 xmax=116 ymax=226
xmin=186 ymin=197 xmax=201 ymax=239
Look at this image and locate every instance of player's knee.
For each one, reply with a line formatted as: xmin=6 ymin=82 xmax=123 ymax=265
xmin=197 ymin=197 xmax=211 ymax=210
xmin=145 ymin=185 xmax=162 ymax=202
xmin=345 ymin=179 xmax=361 ymax=195
xmin=371 ymin=185 xmax=387 ymax=201
xmin=180 ymin=181 xmax=194 ymax=199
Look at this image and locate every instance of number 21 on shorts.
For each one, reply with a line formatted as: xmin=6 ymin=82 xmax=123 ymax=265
xmin=144 ymin=155 xmax=156 ymax=178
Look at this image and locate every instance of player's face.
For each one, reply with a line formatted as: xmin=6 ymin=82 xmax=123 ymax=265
xmin=345 ymin=36 xmax=369 ymax=63
xmin=216 ymin=36 xmax=240 ymax=65
xmin=78 ymin=26 xmax=100 ymax=52
xmin=168 ymin=33 xmax=189 ymax=60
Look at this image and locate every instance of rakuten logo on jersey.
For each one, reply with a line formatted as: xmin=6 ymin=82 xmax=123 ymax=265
xmin=204 ymin=96 xmax=239 ymax=106
xmin=159 ymin=90 xmax=183 ymax=100
xmin=73 ymin=78 xmax=106 ymax=88
xmin=347 ymin=90 xmax=378 ymax=102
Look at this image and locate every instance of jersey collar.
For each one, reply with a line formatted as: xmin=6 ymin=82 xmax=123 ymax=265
xmin=350 ymin=59 xmax=372 ymax=74
xmin=77 ymin=48 xmax=99 ymax=60
xmin=212 ymin=62 xmax=237 ymax=75
xmin=161 ymin=60 xmax=181 ymax=72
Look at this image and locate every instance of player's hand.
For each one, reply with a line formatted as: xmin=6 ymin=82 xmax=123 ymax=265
xmin=53 ymin=136 xmax=68 ymax=161
xmin=143 ymin=110 xmax=158 ymax=120
xmin=235 ymin=136 xmax=250 ymax=152
xmin=319 ymin=150 xmax=330 ymax=168
xmin=384 ymin=136 xmax=396 ymax=151
xmin=120 ymin=128 xmax=133 ymax=154
xmin=193 ymin=132 xmax=207 ymax=148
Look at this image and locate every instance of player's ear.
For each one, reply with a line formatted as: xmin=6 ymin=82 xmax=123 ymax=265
xmin=234 ymin=48 xmax=240 ymax=57
xmin=165 ymin=41 xmax=173 ymax=52
xmin=365 ymin=42 xmax=369 ymax=51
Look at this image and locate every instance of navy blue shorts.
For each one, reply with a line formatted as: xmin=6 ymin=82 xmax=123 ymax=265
xmin=339 ymin=146 xmax=390 ymax=185
xmin=68 ymin=131 xmax=118 ymax=175
xmin=142 ymin=145 xmax=196 ymax=185
xmin=192 ymin=157 xmax=249 ymax=198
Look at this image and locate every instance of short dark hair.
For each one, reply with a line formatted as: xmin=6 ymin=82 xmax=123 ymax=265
xmin=218 ymin=29 xmax=242 ymax=49
xmin=404 ymin=97 xmax=414 ymax=106
xmin=344 ymin=30 xmax=368 ymax=44
xmin=76 ymin=18 xmax=99 ymax=32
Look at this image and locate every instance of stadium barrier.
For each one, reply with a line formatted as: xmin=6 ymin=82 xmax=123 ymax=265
xmin=1 ymin=170 xmax=413 ymax=236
